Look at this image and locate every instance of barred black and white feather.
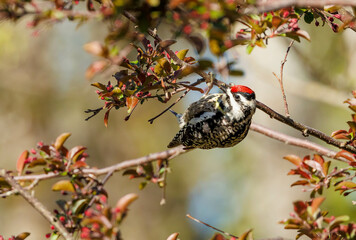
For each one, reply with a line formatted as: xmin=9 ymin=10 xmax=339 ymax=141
xmin=167 ymin=85 xmax=256 ymax=149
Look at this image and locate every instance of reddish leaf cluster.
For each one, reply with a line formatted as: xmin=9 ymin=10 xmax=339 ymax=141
xmin=14 ymin=133 xmax=88 ymax=177
xmin=79 ymin=193 xmax=138 ymax=239
xmin=123 ymin=160 xmax=169 ymax=190
xmin=281 ymin=197 xmax=356 ymax=240
xmin=332 ymin=91 xmax=356 ymax=149
xmin=284 ymin=154 xmax=355 ymax=197
xmin=86 ymin=37 xmax=201 ymax=125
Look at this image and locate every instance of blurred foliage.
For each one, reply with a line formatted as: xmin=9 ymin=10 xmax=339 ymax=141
xmin=0 ymin=0 xmax=356 ymax=240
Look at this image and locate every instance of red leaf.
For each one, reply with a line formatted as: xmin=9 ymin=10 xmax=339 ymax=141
xmin=293 ymin=201 xmax=307 ymax=215
xmin=166 ymin=233 xmax=179 ymax=240
xmin=70 ymin=160 xmax=87 ymax=169
xmin=17 ymin=150 xmax=29 ymax=175
xmin=331 ymin=129 xmax=348 ymax=137
xmin=126 ymin=96 xmax=139 ymax=114
xmin=283 ymin=155 xmax=302 ymax=166
xmin=291 ymin=180 xmax=310 ymax=187
xmin=67 ymin=146 xmax=87 ymax=162
xmin=104 ymin=109 xmax=111 ymax=128
xmin=83 ymin=41 xmax=107 ymax=57
xmin=313 ymin=154 xmax=324 ymax=165
xmin=335 ymin=150 xmax=356 ymax=162
xmin=288 ymin=169 xmax=311 ymax=179
xmin=115 ymin=193 xmax=138 ymax=213
xmin=304 ymin=160 xmax=323 ymax=174
xmin=54 ymin=133 xmax=71 ymax=150
xmin=85 ymin=60 xmax=109 ymax=80
xmin=310 ymin=197 xmax=325 ymax=214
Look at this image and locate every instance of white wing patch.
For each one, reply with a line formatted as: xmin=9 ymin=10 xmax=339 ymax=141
xmin=181 ymin=111 xmax=216 ymax=128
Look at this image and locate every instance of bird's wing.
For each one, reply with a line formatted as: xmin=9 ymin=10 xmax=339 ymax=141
xmin=181 ymin=93 xmax=227 ymax=125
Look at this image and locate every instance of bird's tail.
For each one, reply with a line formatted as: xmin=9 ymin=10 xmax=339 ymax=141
xmin=169 ymin=109 xmax=183 ymax=123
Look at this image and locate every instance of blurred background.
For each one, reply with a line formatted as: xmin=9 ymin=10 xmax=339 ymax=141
xmin=0 ymin=16 xmax=355 ymax=239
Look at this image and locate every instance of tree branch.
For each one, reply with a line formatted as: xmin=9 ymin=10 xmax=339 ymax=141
xmin=0 ymin=169 xmax=73 ymax=240
xmin=14 ymin=146 xmax=186 ymax=182
xmin=256 ymin=101 xmax=356 ymax=154
xmin=250 ymin=123 xmax=349 ymax=163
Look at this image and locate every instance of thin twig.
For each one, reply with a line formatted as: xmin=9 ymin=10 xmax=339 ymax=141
xmin=160 ymin=160 xmax=168 ymax=206
xmin=256 ymin=100 xmax=356 ymax=154
xmin=0 ymin=178 xmax=39 ymax=198
xmin=250 ymin=123 xmax=349 ymax=163
xmin=0 ymin=169 xmax=73 ymax=240
xmin=186 ymin=214 xmax=239 ymax=239
xmin=273 ymin=40 xmax=294 ymax=117
xmin=148 ymin=90 xmax=190 ymax=124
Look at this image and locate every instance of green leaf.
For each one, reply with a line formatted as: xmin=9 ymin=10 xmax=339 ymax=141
xmin=329 ymin=215 xmax=350 ymax=230
xmin=198 ymin=59 xmax=214 ymax=70
xmin=335 ymin=181 xmax=356 ymax=190
xmin=72 ymin=199 xmax=88 ymax=215
xmin=52 ymin=180 xmax=75 ymax=192
xmin=27 ymin=158 xmax=46 ymax=168
xmin=176 ymin=49 xmax=189 ymax=60
xmin=246 ymin=44 xmax=255 ymax=54
xmin=91 ymin=82 xmax=107 ymax=90
xmin=229 ymin=70 xmax=244 ymax=76
xmin=139 ymin=181 xmax=147 ymax=190
xmin=304 ymin=12 xmax=314 ymax=24
xmin=239 ymin=229 xmax=253 ymax=240
xmin=50 ymin=233 xmax=60 ymax=240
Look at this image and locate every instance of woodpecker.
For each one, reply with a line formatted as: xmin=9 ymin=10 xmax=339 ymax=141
xmin=167 ymin=85 xmax=256 ymax=149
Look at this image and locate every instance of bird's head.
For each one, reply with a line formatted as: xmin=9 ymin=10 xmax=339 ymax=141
xmin=230 ymin=85 xmax=256 ymax=101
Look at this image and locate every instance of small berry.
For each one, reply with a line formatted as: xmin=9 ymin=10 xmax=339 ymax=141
xmin=59 ymin=216 xmax=65 ymax=222
xmin=329 ymin=17 xmax=334 ymax=22
xmin=315 ymin=20 xmax=319 ymax=26
xmin=99 ymin=195 xmax=107 ymax=203
xmin=173 ymin=12 xmax=180 ymax=21
xmin=80 ymin=227 xmax=90 ymax=238
xmin=200 ymin=21 xmax=208 ymax=30
xmin=37 ymin=141 xmax=44 ymax=147
xmin=263 ymin=12 xmax=267 ymax=17
xmin=51 ymin=225 xmax=55 ymax=230
xmin=96 ymin=204 xmax=102 ymax=211
xmin=183 ymin=24 xmax=192 ymax=35
xmin=334 ymin=14 xmax=341 ymax=19
xmin=92 ymin=222 xmax=100 ymax=230
xmin=282 ymin=11 xmax=289 ymax=18
xmin=45 ymin=233 xmax=51 ymax=238
xmin=84 ymin=209 xmax=93 ymax=217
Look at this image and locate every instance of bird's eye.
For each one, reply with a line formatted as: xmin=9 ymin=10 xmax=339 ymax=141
xmin=234 ymin=94 xmax=240 ymax=100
